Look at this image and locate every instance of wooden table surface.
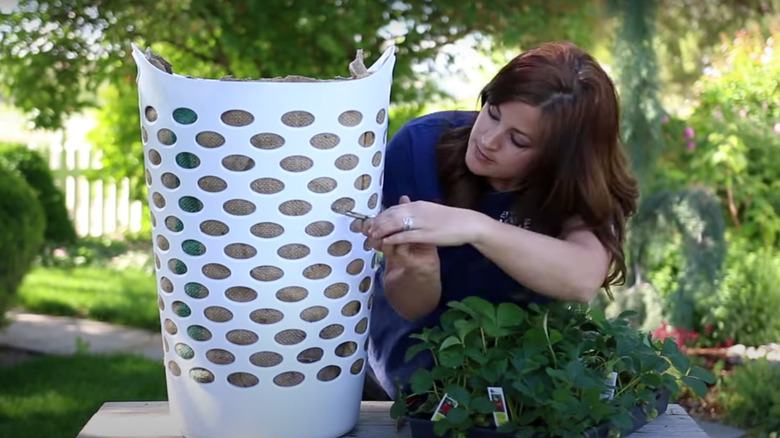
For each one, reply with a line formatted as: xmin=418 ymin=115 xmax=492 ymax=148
xmin=77 ymin=401 xmax=708 ymax=438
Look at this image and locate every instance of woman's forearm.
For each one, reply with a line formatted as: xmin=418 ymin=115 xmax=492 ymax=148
xmin=382 ymin=262 xmax=442 ymax=320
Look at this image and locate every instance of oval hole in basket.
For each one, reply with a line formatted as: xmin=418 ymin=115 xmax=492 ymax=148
xmin=206 ymin=349 xmax=234 ymax=365
xmin=225 ymin=286 xmax=257 ymax=302
xmin=273 ymin=371 xmax=304 ymax=387
xmin=176 ymin=152 xmax=200 ymax=169
xmin=250 ymin=266 xmax=284 ymax=282
xmin=300 ymin=306 xmax=329 ymax=323
xmin=349 ymin=219 xmax=363 ymax=233
xmin=250 ymin=351 xmax=283 ymax=367
xmin=222 ymin=154 xmax=255 ymax=171
xmin=203 ymin=263 xmax=231 ymax=279
xmin=190 ymin=368 xmax=215 ymax=384
xmin=250 ymin=222 xmax=284 ymax=238
xmin=324 ymin=282 xmax=349 ymax=299
xmin=141 ymin=127 xmax=148 ymax=143
xmin=250 ymin=178 xmax=285 ymax=194
xmin=330 ymin=197 xmax=355 ymax=213
xmin=351 ymin=358 xmax=365 ymax=375
xmin=173 ymin=107 xmax=197 ymax=124
xmin=195 ymin=131 xmax=225 ymax=148
xmin=280 ymin=155 xmax=314 ymax=172
xmin=303 ymin=263 xmax=331 ymax=280
xmin=172 ymin=301 xmax=192 ymax=317
xmin=297 ymin=347 xmax=323 ymax=364
xmin=160 ymin=277 xmax=173 ymax=293
xmin=251 ymin=133 xmax=285 ymax=150
xmin=307 ymin=177 xmax=337 ymax=194
xmin=353 ymin=174 xmax=371 ymax=190
xmin=274 ymin=329 xmax=306 ymax=345
xmin=346 ymin=259 xmax=365 ymax=275
xmin=145 ymin=169 xmax=152 ymax=186
xmin=281 ymin=110 xmax=315 ymax=127
xmin=355 ymin=317 xmax=368 ymax=334
xmin=165 ymin=216 xmax=184 ymax=232
xmin=181 ymin=239 xmax=206 ymax=256
xmin=168 ymin=361 xmax=181 ymax=376
xmin=250 ymin=308 xmax=284 ymax=325
xmin=226 ymin=329 xmax=258 ymax=345
xmin=224 ymin=243 xmax=257 ymax=260
xmin=185 ymin=282 xmax=209 ymax=299
xmin=338 ymin=110 xmax=362 ymax=127
xmin=319 ymin=324 xmax=344 ymax=340
xmin=228 ymin=372 xmax=259 ymax=388
xmin=358 ymin=131 xmax=375 ymax=147
xmin=341 ymin=300 xmax=361 ymax=316
xmin=168 ymin=259 xmax=187 ymax=275
xmin=204 ymin=306 xmax=233 ymax=322
xmin=163 ymin=318 xmax=177 ymax=335
xmin=310 ymin=132 xmax=340 ymax=149
xmin=277 ymin=243 xmax=310 ymax=260
xmin=305 ymin=221 xmax=334 ymax=237
xmin=156 ymin=235 xmax=170 ymax=251
xmin=335 ymin=341 xmax=358 ymax=357
xmin=221 ymin=109 xmax=254 ymax=127
xmin=334 ymin=154 xmax=359 ymax=170
xmin=276 ymin=286 xmax=308 ymax=303
xmin=317 ymin=365 xmax=342 ymax=382
xmin=198 ymin=176 xmax=227 ymax=192
xmin=200 ymin=220 xmax=229 ymax=236
xmin=174 ymin=343 xmax=194 ymax=360
xmin=157 ymin=128 xmax=177 ymax=145
xmin=359 ymin=276 xmax=372 ymax=292
xmin=371 ymin=151 xmax=382 ymax=167
xmin=145 ymin=106 xmax=158 ymax=122
xmin=148 ymin=149 xmax=162 ymax=165
xmin=152 ymin=192 xmax=166 ymax=208
xmin=278 ymin=200 xmax=311 ymax=216
xmin=367 ymin=193 xmax=379 ymax=209
xmin=178 ymin=196 xmax=203 ymax=213
xmin=224 ymin=199 xmax=257 ymax=216
xmin=376 ymin=108 xmax=386 ymax=124
xmin=161 ymin=172 xmax=180 ymax=189
xmin=327 ymin=241 xmax=351 ymax=257
xmin=187 ymin=325 xmax=212 ymax=341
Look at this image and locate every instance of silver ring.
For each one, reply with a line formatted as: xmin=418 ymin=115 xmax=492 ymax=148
xmin=402 ymin=216 xmax=414 ymax=232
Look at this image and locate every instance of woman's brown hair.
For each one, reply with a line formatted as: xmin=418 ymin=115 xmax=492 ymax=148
xmin=437 ymin=41 xmax=639 ymax=296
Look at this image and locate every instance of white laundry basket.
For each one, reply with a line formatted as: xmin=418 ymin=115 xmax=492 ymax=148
xmin=132 ymin=43 xmax=396 ymax=438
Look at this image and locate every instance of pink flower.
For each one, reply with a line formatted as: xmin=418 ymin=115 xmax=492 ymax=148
xmin=684 ymin=127 xmax=695 ymax=139
xmin=774 ymin=123 xmax=780 ymax=133
xmin=687 ymin=142 xmax=696 ymax=150
xmin=739 ymin=109 xmax=748 ymax=118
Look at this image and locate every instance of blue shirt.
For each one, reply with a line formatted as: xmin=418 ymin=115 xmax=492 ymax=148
xmin=367 ymin=111 xmax=549 ymax=399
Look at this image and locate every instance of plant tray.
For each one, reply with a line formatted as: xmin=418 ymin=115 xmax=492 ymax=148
xmin=406 ymin=389 xmax=670 ymax=438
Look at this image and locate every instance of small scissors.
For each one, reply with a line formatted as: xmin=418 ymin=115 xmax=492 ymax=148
xmin=337 ymin=210 xmax=373 ymax=221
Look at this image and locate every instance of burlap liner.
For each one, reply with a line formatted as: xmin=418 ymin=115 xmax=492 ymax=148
xmin=162 ymin=172 xmax=180 ymax=189
xmin=276 ymin=286 xmax=308 ymax=302
xmin=203 ymin=263 xmax=232 ymax=279
xmin=349 ymin=219 xmax=363 ymax=233
xmin=354 ymin=174 xmax=372 ymax=190
xmin=163 ymin=337 xmax=169 ymax=352
xmin=372 ymin=151 xmax=383 ymax=167
xmin=346 ymin=259 xmax=365 ymax=275
xmin=198 ymin=176 xmax=227 ymax=193
xmin=200 ymin=220 xmax=229 ymax=236
xmin=305 ymin=221 xmax=334 ymax=237
xmin=149 ymin=149 xmax=162 ymax=165
xmin=338 ymin=110 xmax=363 ymax=127
xmin=185 ymin=282 xmax=209 ymax=299
xmin=145 ymin=170 xmax=152 ymax=185
xmin=341 ymin=300 xmax=361 ymax=316
xmin=195 ymin=131 xmax=225 ymax=148
xmin=310 ymin=133 xmax=340 ymax=150
xmin=156 ymin=235 xmax=170 ymax=251
xmin=179 ymin=196 xmax=203 ymax=213
xmin=151 ymin=214 xmax=157 ymax=227
xmin=273 ymin=371 xmax=304 ymax=388
xmin=250 ymin=265 xmax=284 ymax=282
xmin=225 ymin=286 xmax=258 ymax=303
xmin=300 ymin=306 xmax=329 ymax=322
xmin=368 ymin=295 xmax=374 ymax=310
xmin=297 ymin=347 xmax=324 ymax=364
xmin=279 ymin=199 xmax=312 ymax=216
xmin=250 ymin=351 xmax=283 ymax=367
xmin=359 ymin=276 xmax=372 ymax=292
xmin=160 ymin=277 xmax=173 ymax=293
xmin=277 ymin=243 xmax=310 ymax=260
xmin=158 ymin=128 xmax=177 ymax=145
xmin=225 ymin=243 xmax=257 ymax=259
xmin=153 ymin=192 xmax=166 ymax=208
xmin=187 ymin=325 xmax=212 ymax=341
xmin=350 ymin=358 xmax=365 ymax=375
xmin=368 ymin=193 xmax=379 ymax=209
xmin=182 ymin=239 xmax=205 ymax=256
xmin=359 ymin=131 xmax=376 ymax=147
xmin=224 ymin=199 xmax=257 ymax=216
xmin=207 ymin=349 xmax=235 ymax=365
xmin=376 ymin=108 xmax=386 ymax=124
xmin=221 ymin=110 xmax=255 ymax=127
xmin=336 ymin=341 xmax=358 ymax=358
xmin=190 ymin=368 xmax=216 ymax=384
xmin=274 ymin=329 xmax=306 ymax=345
xmin=227 ymin=329 xmax=259 ymax=346
xmin=177 ymin=152 xmax=201 ymax=169
xmin=319 ymin=324 xmax=344 ymax=339
xmin=168 ymin=259 xmax=187 ymax=274
xmin=335 ymin=154 xmax=359 ymax=170
xmin=173 ymin=107 xmax=197 ymax=124
xmin=280 ymin=155 xmax=314 ymax=172
xmin=164 ymin=318 xmax=177 ymax=335
xmin=324 ymin=282 xmax=349 ymax=299
xmin=154 ymin=255 xmax=161 ymax=269
xmin=168 ymin=361 xmax=182 ymax=376
xmin=250 ymin=133 xmax=285 ymax=150
xmin=303 ymin=263 xmax=332 ymax=280
xmin=204 ymin=306 xmax=233 ymax=322
xmin=327 ymin=240 xmax=352 ymax=257
xmin=228 ymin=372 xmax=259 ymax=388
xmin=141 ymin=127 xmax=149 ymax=143
xmin=307 ymin=177 xmax=337 ymax=194
xmin=175 ymin=343 xmax=195 ymax=359
xmin=250 ymin=177 xmax=285 ymax=194
xmin=157 ymin=295 xmax=165 ymax=311
xmin=222 ymin=154 xmax=255 ymax=171
xmin=331 ymin=197 xmax=356 ymax=213
xmin=281 ymin=111 xmax=315 ymax=128
xmin=355 ymin=317 xmax=368 ymax=334
xmin=172 ymin=301 xmax=192 ymax=317
xmin=317 ymin=365 xmax=341 ymax=382
xmin=250 ymin=308 xmax=284 ymax=324
xmin=145 ymin=106 xmax=158 ymax=122
xmin=251 ymin=222 xmax=284 ymax=238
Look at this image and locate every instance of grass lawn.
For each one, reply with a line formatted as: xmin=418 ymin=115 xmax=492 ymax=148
xmin=17 ymin=266 xmax=160 ymax=331
xmin=0 ymin=353 xmax=167 ymax=438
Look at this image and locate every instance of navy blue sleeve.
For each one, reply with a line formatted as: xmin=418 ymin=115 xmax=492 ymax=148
xmin=382 ymin=123 xmax=418 ymax=209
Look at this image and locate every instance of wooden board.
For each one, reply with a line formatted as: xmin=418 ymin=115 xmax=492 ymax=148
xmin=77 ymin=401 xmax=708 ymax=438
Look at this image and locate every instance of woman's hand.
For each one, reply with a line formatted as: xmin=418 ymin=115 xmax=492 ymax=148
xmin=365 ymin=195 xmax=486 ymax=248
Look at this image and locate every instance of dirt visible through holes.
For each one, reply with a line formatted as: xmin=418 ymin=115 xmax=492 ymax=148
xmin=0 ymin=346 xmax=41 ymax=366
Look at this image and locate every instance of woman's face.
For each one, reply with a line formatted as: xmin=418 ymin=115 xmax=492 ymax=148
xmin=466 ymin=101 xmax=542 ymax=191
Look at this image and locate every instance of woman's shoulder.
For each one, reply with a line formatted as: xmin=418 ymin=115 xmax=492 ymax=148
xmin=401 ymin=110 xmax=478 ymax=136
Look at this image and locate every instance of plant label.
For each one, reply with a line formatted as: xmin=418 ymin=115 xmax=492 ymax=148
xmin=488 ymin=387 xmax=510 ymax=427
xmin=601 ymin=371 xmax=618 ymax=400
xmin=431 ymin=393 xmax=459 ymax=421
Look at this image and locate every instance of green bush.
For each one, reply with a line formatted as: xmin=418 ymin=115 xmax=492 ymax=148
xmin=0 ymin=142 xmax=76 ymax=246
xmin=718 ymin=359 xmax=780 ymax=437
xmin=0 ymin=166 xmax=46 ymax=322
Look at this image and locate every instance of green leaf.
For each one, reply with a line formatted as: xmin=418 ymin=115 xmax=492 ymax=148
xmin=661 ymin=338 xmax=680 ymax=357
xmin=681 ymin=376 xmax=709 ymax=398
xmin=444 ymin=384 xmax=471 ymax=406
xmin=405 ymin=341 xmax=434 ymax=362
xmin=617 ymin=310 xmax=639 ymax=319
xmin=447 ymin=407 xmax=470 ymax=424
xmin=461 ymin=296 xmax=497 ymax=321
xmin=410 ymin=369 xmax=433 ymax=394
xmin=438 ymin=349 xmax=465 ymax=368
xmin=496 ymin=302 xmax=525 ymax=328
xmin=472 ymin=396 xmax=497 ymax=414
xmin=669 ymin=351 xmax=691 ymax=373
xmin=522 ymin=328 xmax=548 ymax=354
xmin=390 ymin=398 xmax=407 ymax=419
xmin=689 ymin=366 xmax=716 ymax=384
xmin=611 ymin=412 xmax=634 ymax=431
xmin=454 ymin=319 xmax=480 ymax=342
xmin=433 ymin=419 xmax=452 ymax=436
xmin=440 ymin=336 xmax=461 ymax=351
xmin=464 ymin=346 xmax=489 ymax=365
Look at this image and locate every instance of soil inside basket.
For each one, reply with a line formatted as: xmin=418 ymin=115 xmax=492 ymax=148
xmin=405 ymin=389 xmax=670 ymax=438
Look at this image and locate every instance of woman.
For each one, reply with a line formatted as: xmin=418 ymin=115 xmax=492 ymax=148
xmin=364 ymin=41 xmax=639 ymax=399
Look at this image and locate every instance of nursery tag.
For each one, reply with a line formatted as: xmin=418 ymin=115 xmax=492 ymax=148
xmin=431 ymin=393 xmax=458 ymax=421
xmin=487 ymin=387 xmax=510 ymax=427
xmin=601 ymin=372 xmax=618 ymax=400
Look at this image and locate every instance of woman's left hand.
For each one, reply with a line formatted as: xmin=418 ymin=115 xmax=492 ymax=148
xmin=365 ymin=196 xmax=485 ymax=247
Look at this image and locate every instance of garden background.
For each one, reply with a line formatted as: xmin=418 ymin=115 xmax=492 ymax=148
xmin=1 ymin=1 xmax=779 ymax=437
